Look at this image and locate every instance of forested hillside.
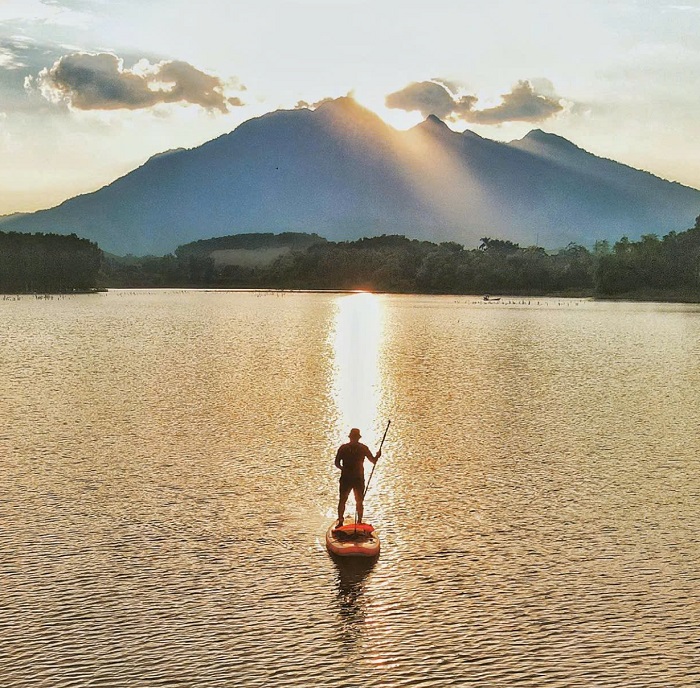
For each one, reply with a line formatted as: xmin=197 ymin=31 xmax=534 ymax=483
xmin=0 ymin=232 xmax=102 ymax=293
xmin=100 ymin=218 xmax=700 ymax=300
xmin=3 ymin=223 xmax=697 ymax=298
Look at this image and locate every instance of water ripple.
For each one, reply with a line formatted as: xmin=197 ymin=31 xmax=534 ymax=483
xmin=1 ymin=292 xmax=698 ymax=686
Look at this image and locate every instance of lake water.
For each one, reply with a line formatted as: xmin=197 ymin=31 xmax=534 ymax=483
xmin=1 ymin=290 xmax=699 ymax=687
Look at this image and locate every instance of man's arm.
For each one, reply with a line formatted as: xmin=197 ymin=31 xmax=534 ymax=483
xmin=365 ymin=445 xmax=381 ymax=464
xmin=334 ymin=447 xmax=343 ymax=470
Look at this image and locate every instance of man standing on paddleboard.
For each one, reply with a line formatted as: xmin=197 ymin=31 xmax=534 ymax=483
xmin=335 ymin=428 xmax=381 ymax=526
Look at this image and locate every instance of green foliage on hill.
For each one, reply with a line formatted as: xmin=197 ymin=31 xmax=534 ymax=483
xmin=100 ymin=253 xmax=186 ymax=288
xmin=84 ymin=216 xmax=700 ymax=300
xmin=0 ymin=231 xmax=102 ymax=293
xmin=95 ymin=231 xmax=596 ymax=294
xmin=175 ymin=232 xmax=327 ymax=257
xmin=595 ymin=216 xmax=700 ymax=298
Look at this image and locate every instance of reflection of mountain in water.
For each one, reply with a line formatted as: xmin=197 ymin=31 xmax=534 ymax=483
xmin=2 ymin=97 xmax=699 ymax=255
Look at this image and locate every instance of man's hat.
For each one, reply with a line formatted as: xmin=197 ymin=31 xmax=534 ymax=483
xmin=349 ymin=428 xmax=361 ymax=439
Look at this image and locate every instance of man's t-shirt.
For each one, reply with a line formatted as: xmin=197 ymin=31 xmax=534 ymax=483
xmin=335 ymin=442 xmax=372 ymax=481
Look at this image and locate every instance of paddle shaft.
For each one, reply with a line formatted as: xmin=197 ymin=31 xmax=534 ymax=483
xmin=363 ymin=419 xmax=391 ymax=499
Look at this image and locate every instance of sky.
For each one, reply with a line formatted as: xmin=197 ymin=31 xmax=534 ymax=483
xmin=1 ymin=0 xmax=699 ymax=216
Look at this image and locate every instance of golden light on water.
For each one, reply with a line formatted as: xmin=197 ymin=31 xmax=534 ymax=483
xmin=331 ymin=292 xmax=384 ymax=448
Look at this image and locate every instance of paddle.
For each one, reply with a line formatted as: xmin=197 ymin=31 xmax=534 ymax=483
xmin=363 ymin=419 xmax=391 ymax=500
xmin=349 ymin=420 xmax=392 ymax=533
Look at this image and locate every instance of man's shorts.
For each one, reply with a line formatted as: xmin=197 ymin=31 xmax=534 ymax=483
xmin=339 ymin=474 xmax=365 ymax=494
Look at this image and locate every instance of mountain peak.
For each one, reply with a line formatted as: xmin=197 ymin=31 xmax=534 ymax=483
xmin=522 ymin=129 xmax=580 ymax=151
xmin=426 ymin=114 xmax=448 ymax=127
xmin=461 ymin=129 xmax=485 ymax=141
xmin=313 ymin=96 xmax=390 ymax=131
xmin=412 ymin=115 xmax=458 ymax=138
xmin=314 ymin=96 xmax=380 ymax=121
xmin=316 ymin=95 xmax=363 ymax=114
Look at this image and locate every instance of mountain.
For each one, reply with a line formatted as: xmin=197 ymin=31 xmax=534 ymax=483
xmin=2 ymin=97 xmax=699 ymax=255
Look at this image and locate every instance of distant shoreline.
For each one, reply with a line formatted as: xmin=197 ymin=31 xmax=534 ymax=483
xmin=5 ymin=286 xmax=697 ymax=305
xmin=2 ymin=288 xmax=105 ymax=297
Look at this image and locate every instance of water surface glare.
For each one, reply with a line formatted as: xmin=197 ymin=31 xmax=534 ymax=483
xmin=1 ymin=290 xmax=698 ymax=687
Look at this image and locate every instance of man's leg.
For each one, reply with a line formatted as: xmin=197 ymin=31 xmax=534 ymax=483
xmin=353 ymin=483 xmax=364 ymax=523
xmin=338 ymin=480 xmax=352 ymax=525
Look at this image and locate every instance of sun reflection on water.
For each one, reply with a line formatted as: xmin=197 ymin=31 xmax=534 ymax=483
xmin=331 ymin=292 xmax=384 ymax=448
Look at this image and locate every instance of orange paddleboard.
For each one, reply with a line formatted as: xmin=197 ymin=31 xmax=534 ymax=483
xmin=326 ymin=516 xmax=380 ymax=558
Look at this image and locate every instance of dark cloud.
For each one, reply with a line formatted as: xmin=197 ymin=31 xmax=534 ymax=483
xmin=386 ymin=81 xmax=477 ymax=120
xmin=468 ymin=80 xmax=563 ymax=124
xmin=386 ymin=79 xmax=564 ymax=125
xmin=29 ymin=52 xmax=244 ymax=112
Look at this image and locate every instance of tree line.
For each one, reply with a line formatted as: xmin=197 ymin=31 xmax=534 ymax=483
xmin=0 ymin=231 xmax=102 ymax=293
xmin=102 ymin=216 xmax=700 ymax=300
xmin=3 ymin=218 xmax=699 ymax=299
xmin=595 ymin=219 xmax=700 ymax=297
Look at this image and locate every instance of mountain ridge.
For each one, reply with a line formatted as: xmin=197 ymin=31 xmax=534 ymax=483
xmin=1 ymin=99 xmax=698 ymax=255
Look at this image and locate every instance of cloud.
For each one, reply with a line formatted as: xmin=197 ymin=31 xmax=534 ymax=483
xmin=468 ymin=80 xmax=564 ymax=124
xmin=0 ymin=0 xmax=93 ymax=28
xmin=385 ymin=81 xmax=477 ymax=120
xmin=27 ymin=52 xmax=244 ymax=112
xmin=0 ymin=36 xmax=38 ymax=70
xmin=294 ymin=92 xmax=357 ymax=110
xmin=294 ymin=96 xmax=337 ymax=110
xmin=386 ymin=79 xmax=564 ymax=125
xmin=0 ymin=45 xmax=22 ymax=70
xmin=666 ymin=4 xmax=700 ymax=12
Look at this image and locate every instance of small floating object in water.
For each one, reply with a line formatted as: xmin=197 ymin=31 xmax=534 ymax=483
xmin=326 ymin=516 xmax=380 ymax=558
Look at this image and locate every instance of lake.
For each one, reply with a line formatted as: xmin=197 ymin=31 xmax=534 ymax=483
xmin=1 ymin=290 xmax=698 ymax=687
